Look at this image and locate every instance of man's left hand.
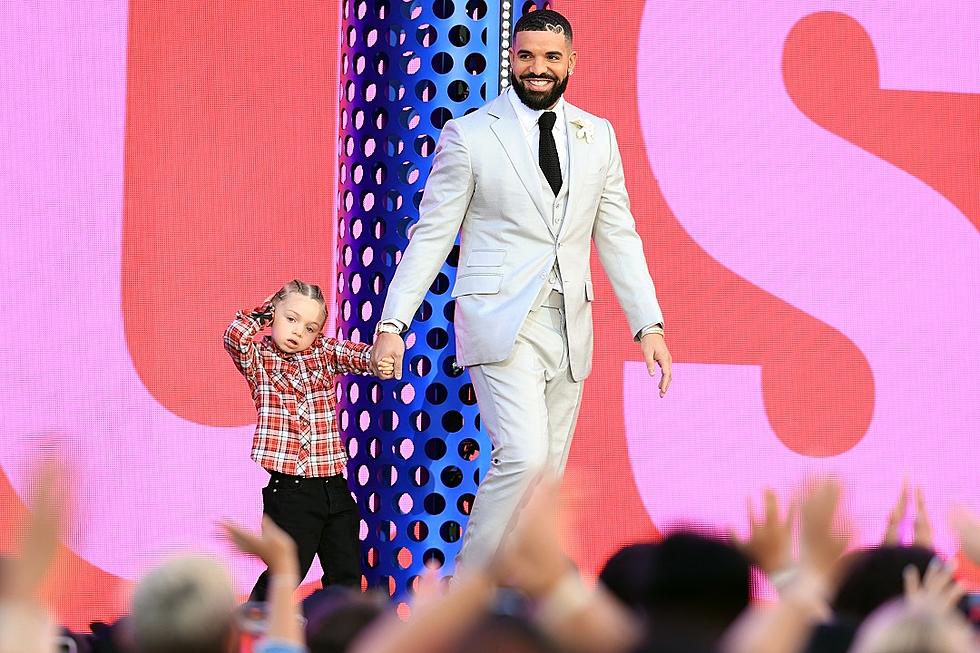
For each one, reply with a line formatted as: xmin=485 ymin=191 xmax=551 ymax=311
xmin=640 ymin=333 xmax=672 ymax=397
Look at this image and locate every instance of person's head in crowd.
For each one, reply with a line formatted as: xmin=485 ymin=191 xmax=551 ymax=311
xmin=599 ymin=542 xmax=656 ymax=612
xmin=643 ymin=531 xmax=751 ymax=642
xmin=131 ymin=555 xmax=237 ymax=653
xmin=304 ymin=587 xmax=388 ymax=653
xmin=449 ymin=613 xmax=560 ymax=653
xmin=849 ymin=599 xmax=974 ymax=653
xmin=831 ymin=545 xmax=935 ymax=625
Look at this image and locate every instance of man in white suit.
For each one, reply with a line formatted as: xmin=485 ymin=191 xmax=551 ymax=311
xmin=372 ymin=9 xmax=672 ymax=571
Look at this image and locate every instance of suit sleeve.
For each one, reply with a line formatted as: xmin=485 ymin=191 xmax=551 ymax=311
xmin=379 ymin=119 xmax=474 ymax=328
xmin=591 ymin=119 xmax=665 ymax=337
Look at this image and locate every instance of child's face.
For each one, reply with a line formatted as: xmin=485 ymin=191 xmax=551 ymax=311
xmin=270 ymin=292 xmax=325 ymax=353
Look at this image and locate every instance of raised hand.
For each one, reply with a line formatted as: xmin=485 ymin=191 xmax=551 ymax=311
xmin=221 ymin=515 xmax=297 ymax=575
xmin=799 ymin=477 xmax=849 ymax=577
xmin=903 ymin=557 xmax=964 ymax=613
xmin=734 ymin=487 xmax=796 ymax=576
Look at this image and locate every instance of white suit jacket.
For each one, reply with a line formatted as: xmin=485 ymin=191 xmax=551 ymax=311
xmin=380 ymin=92 xmax=664 ymax=381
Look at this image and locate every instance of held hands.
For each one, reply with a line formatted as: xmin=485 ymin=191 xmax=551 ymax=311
xmin=640 ymin=332 xmax=672 ymax=397
xmin=372 ymin=332 xmax=406 ymax=380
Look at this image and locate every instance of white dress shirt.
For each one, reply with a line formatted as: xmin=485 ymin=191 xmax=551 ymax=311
xmin=507 ymin=87 xmax=569 ymax=182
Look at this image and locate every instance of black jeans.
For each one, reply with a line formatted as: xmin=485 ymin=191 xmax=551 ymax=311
xmin=249 ymin=471 xmax=361 ymax=601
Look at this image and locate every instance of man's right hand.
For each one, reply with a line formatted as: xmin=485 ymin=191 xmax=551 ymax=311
xmin=372 ymin=332 xmax=406 ymax=379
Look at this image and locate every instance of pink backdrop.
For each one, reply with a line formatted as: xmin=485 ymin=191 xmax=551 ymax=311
xmin=1 ymin=1 xmax=977 ymax=628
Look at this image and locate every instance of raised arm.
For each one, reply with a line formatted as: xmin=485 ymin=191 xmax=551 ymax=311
xmin=223 ymin=303 xmax=274 ymax=380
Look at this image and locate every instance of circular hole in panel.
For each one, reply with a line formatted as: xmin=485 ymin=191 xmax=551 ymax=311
xmin=394 ymin=436 xmax=415 ymax=459
xmin=449 ymin=24 xmax=470 ymax=46
xmin=341 ymin=408 xmax=350 ymax=431
xmin=440 ymin=520 xmax=462 ymax=543
xmin=424 ymin=437 xmax=447 ymax=460
xmin=464 ymin=52 xmax=486 ymax=75
xmin=354 ymin=53 xmax=366 ymax=74
xmin=480 ymin=82 xmax=487 ymax=100
xmin=372 ymin=217 xmax=386 ymax=239
xmin=349 ymin=383 xmax=360 ymax=404
xmin=355 ymin=0 xmax=368 ymax=18
xmin=426 ymin=327 xmax=449 ymax=350
xmin=443 ymin=300 xmax=456 ymax=323
xmin=357 ymin=464 xmax=370 ymax=486
xmin=384 ymin=190 xmax=402 ymax=212
xmin=359 ymin=244 xmax=375 ymax=265
xmin=400 ymin=51 xmax=421 ymax=75
xmin=396 ymin=547 xmax=413 ymax=569
xmin=441 ymin=465 xmax=463 ymax=488
xmin=465 ymin=0 xmax=487 ymax=18
xmin=442 ymin=410 xmax=464 ymax=433
xmin=363 ymin=82 xmax=377 ymax=102
xmin=346 ymin=26 xmax=358 ymax=46
xmin=363 ymin=137 xmax=376 ymax=157
xmin=399 ymin=382 xmax=417 ymax=404
xmin=366 ymin=546 xmax=379 ymax=568
xmin=432 ymin=0 xmax=455 ymax=20
xmin=447 ymin=245 xmax=459 ymax=267
xmin=367 ymin=492 xmax=380 ymax=514
xmin=481 ymin=26 xmax=487 ymax=45
xmin=352 ymin=165 xmax=364 ymax=185
xmin=411 ymin=409 xmax=431 ymax=432
xmin=473 ymin=468 xmax=482 ymax=484
xmin=372 ymin=161 xmax=387 ymax=185
xmin=359 ymin=518 xmax=368 ymax=540
xmin=386 ymin=133 xmax=406 ymax=155
xmin=424 ymin=492 xmax=446 ymax=515
xmin=425 ymin=383 xmax=448 ymax=405
xmin=412 ymin=189 xmax=424 ymax=210
xmin=457 ymin=493 xmax=475 ymax=515
xmin=409 ymin=520 xmax=429 ymax=541
xmin=416 ymin=23 xmax=437 ymax=47
xmin=386 ymin=80 xmax=405 ymax=102
xmin=458 ymin=438 xmax=480 ymax=461
xmin=409 ymin=355 xmax=431 ymax=377
xmin=371 ymin=272 xmax=385 ymax=295
xmin=377 ymin=520 xmax=397 ymax=542
xmin=415 ymin=134 xmax=436 ymax=157
xmin=475 ymin=413 xmax=481 ymax=430
xmin=416 ymin=300 xmax=432 ymax=322
xmin=376 ymin=0 xmax=390 ymax=18
xmin=380 ymin=409 xmax=399 ymax=432
xmin=430 ymin=107 xmax=453 ymax=129
xmin=377 ymin=464 xmax=398 ymax=486
xmin=353 ymin=107 xmax=365 ymax=129
xmin=412 ymin=465 xmax=431 ymax=486
xmin=400 ymin=0 xmax=423 ymax=20
xmin=358 ymin=409 xmax=370 ymax=431
xmin=432 ymin=52 xmax=454 ymax=75
xmin=415 ymin=79 xmax=437 ymax=102
xmin=367 ymin=28 xmax=379 ymax=48
xmin=347 ymin=435 xmax=359 ymax=458
xmin=373 ymin=106 xmax=388 ymax=129
xmin=399 ymin=161 xmax=420 ymax=184
xmin=395 ymin=492 xmax=414 ymax=514
xmin=387 ymin=25 xmax=406 ymax=47
xmin=368 ymin=436 xmax=381 ymax=458
xmin=398 ymin=107 xmax=420 ymax=131
xmin=422 ymin=548 xmax=446 ymax=568
xmin=430 ymin=272 xmax=451 ymax=294
xmin=360 ymin=301 xmax=373 ymax=321
xmin=373 ymin=51 xmax=388 ymax=75
xmin=441 ymin=355 xmax=463 ymax=378
xmin=448 ymin=79 xmax=470 ymax=102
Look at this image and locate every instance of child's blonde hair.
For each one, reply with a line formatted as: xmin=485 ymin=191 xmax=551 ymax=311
xmin=272 ymin=279 xmax=327 ymax=319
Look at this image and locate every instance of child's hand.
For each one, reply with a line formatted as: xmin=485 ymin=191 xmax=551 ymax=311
xmin=376 ymin=356 xmax=396 ymax=379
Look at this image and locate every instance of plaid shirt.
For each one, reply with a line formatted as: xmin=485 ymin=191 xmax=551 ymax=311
xmin=224 ymin=305 xmax=373 ymax=478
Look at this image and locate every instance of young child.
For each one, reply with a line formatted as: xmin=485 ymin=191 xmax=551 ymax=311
xmin=224 ymin=279 xmax=394 ymax=600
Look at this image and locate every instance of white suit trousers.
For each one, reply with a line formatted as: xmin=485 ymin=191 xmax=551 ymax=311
xmin=455 ymin=293 xmax=584 ymax=572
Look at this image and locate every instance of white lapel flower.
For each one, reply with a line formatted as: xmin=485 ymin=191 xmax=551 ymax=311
xmin=571 ymin=118 xmax=595 ymax=144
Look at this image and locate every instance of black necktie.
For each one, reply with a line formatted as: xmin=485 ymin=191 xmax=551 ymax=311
xmin=538 ymin=111 xmax=562 ymax=195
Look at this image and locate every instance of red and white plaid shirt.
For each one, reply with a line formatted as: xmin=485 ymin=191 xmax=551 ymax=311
xmin=224 ymin=305 xmax=373 ymax=478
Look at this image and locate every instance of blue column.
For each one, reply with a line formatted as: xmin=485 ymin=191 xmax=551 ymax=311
xmin=336 ymin=0 xmax=552 ymax=605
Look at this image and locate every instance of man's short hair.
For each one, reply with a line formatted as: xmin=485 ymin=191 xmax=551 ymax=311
xmin=131 ymin=555 xmax=237 ymax=653
xmin=513 ymin=9 xmax=573 ymax=43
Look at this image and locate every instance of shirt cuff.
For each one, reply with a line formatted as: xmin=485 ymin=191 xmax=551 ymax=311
xmin=377 ymin=319 xmax=407 ymax=335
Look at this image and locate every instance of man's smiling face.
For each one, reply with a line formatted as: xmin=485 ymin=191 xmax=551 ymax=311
xmin=509 ymin=29 xmax=576 ymax=111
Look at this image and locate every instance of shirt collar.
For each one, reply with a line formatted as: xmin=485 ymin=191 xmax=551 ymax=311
xmin=507 ymin=87 xmax=567 ymax=136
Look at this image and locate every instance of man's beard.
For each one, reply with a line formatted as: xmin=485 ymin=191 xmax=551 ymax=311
xmin=510 ymin=71 xmax=570 ymax=111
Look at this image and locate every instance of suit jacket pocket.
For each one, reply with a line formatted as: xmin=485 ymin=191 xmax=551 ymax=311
xmin=464 ymin=248 xmax=506 ymax=268
xmin=452 ymin=273 xmax=503 ymax=297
